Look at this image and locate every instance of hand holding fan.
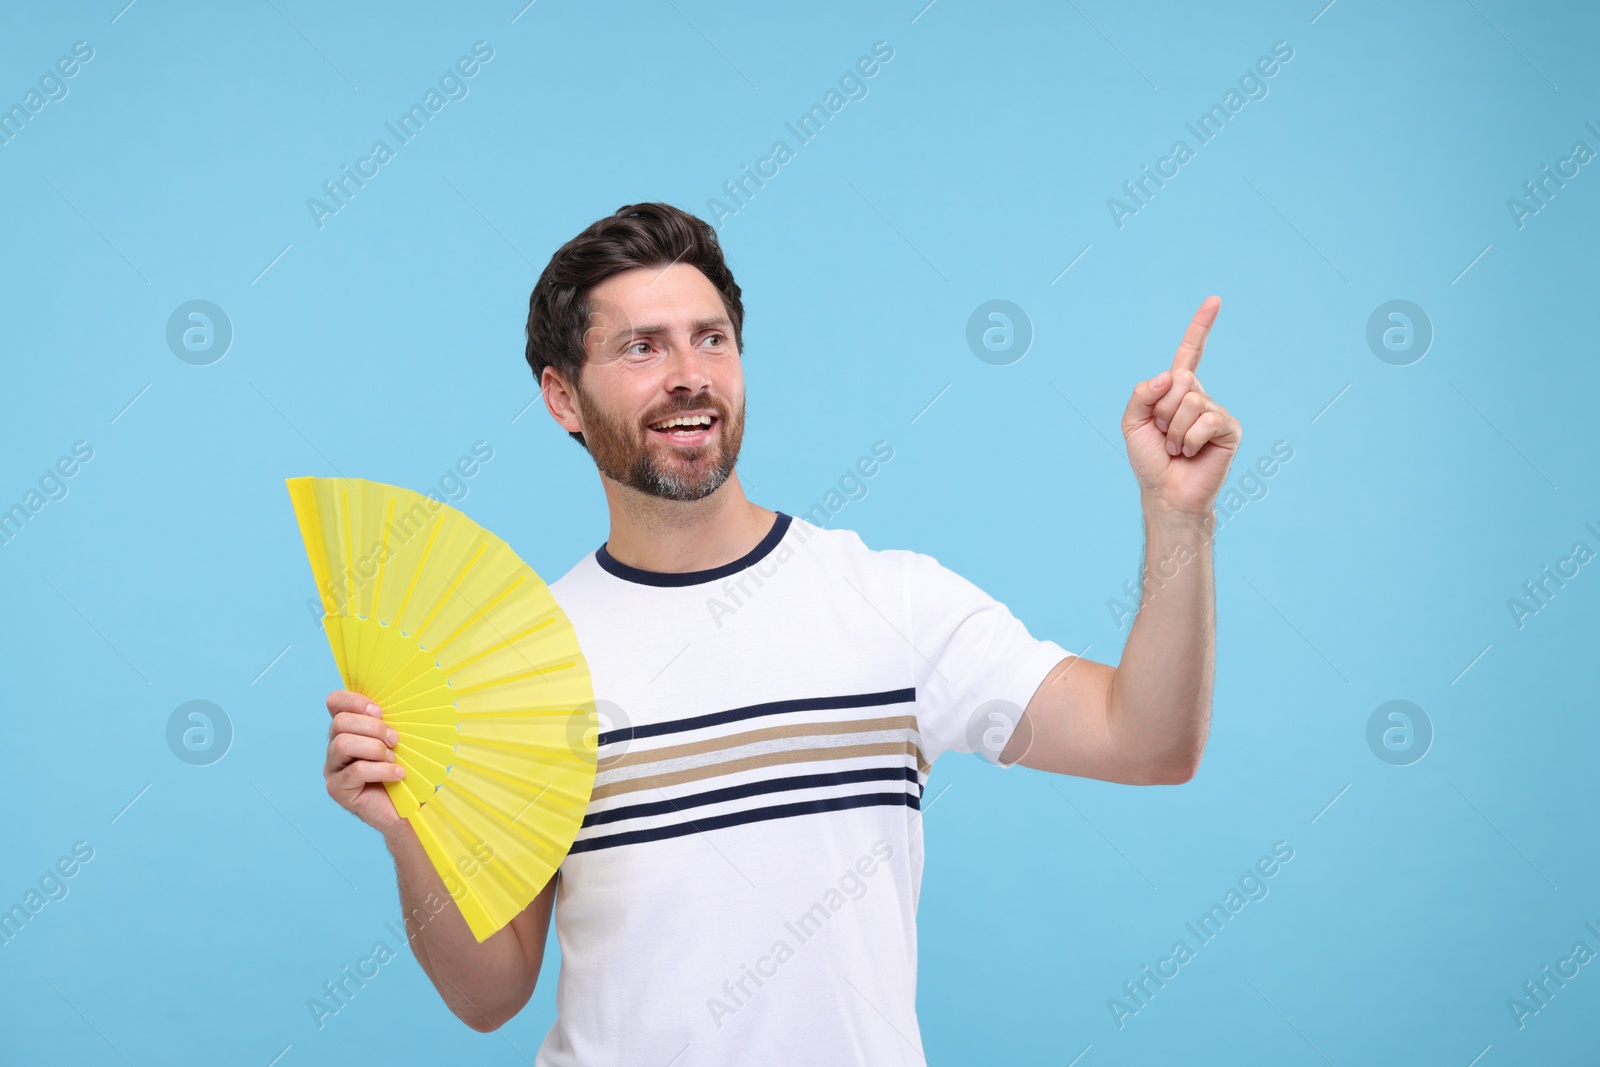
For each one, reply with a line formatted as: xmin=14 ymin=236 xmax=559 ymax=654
xmin=286 ymin=476 xmax=596 ymax=942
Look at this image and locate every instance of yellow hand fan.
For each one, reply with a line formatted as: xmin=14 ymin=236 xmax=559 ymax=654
xmin=285 ymin=476 xmax=597 ymax=942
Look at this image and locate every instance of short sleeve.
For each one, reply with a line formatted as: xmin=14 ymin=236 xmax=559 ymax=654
xmin=902 ymin=549 xmax=1074 ymax=767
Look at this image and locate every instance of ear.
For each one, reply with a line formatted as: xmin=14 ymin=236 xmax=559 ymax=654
xmin=542 ymin=366 xmax=584 ymax=435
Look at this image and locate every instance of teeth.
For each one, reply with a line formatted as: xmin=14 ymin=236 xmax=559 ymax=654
xmin=650 ymin=415 xmax=713 ymax=430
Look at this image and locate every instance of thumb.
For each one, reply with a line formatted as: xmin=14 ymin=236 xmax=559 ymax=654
xmin=1121 ymin=370 xmax=1171 ymax=433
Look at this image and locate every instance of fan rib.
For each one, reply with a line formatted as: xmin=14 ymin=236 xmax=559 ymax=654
xmin=370 ymin=495 xmax=395 ymax=619
xmin=431 ymin=572 xmax=527 ymax=659
xmin=455 ymin=737 xmax=595 ymax=778
xmin=374 ymin=662 xmax=451 ymax=711
xmin=455 ymin=704 xmax=581 ymax=720
xmin=338 ymin=489 xmax=365 ymax=680
xmin=397 ymin=743 xmax=450 ymax=781
xmin=449 ymin=762 xmax=580 ymax=854
xmin=286 ymin=480 xmax=337 ymax=616
xmin=398 ymin=734 xmax=457 ymax=766
xmin=413 ymin=540 xmax=489 ymax=641
xmin=365 ymin=631 xmax=422 ymax=708
xmin=387 ymin=771 xmax=428 ymax=816
xmin=450 ymin=660 xmax=580 ymax=696
xmin=441 ymin=613 xmax=558 ymax=676
xmin=400 ymin=723 xmax=459 ymax=745
xmin=433 ymin=791 xmax=540 ymax=906
xmin=393 ymin=514 xmax=445 ymax=632
xmin=429 ymin=793 xmax=526 ymax=926
xmin=410 ymin=805 xmax=492 ymax=937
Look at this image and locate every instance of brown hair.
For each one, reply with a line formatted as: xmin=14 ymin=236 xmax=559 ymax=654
xmin=524 ymin=202 xmax=745 ymax=449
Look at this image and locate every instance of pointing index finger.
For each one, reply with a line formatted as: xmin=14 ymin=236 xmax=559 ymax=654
xmin=1171 ymin=295 xmax=1221 ymax=375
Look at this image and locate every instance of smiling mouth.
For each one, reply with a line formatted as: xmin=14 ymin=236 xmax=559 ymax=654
xmin=646 ymin=414 xmax=718 ymax=444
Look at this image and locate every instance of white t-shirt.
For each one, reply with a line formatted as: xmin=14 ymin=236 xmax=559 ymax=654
xmin=534 ymin=511 xmax=1072 ymax=1066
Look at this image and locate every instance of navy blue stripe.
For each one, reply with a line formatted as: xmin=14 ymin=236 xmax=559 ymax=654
xmin=582 ymin=766 xmax=921 ymax=828
xmin=568 ymin=790 xmax=920 ymax=854
xmin=598 ymin=686 xmax=917 ymax=747
xmin=595 ymin=511 xmax=793 ymax=587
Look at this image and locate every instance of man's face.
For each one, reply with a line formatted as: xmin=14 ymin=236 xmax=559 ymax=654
xmin=552 ymin=262 xmax=745 ymax=502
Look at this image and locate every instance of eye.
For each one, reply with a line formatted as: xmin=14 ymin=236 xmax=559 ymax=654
xmin=626 ymin=341 xmax=652 ymax=355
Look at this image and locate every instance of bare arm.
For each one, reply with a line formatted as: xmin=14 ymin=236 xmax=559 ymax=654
xmin=1002 ymin=502 xmax=1213 ymax=784
xmin=1103 ymin=499 xmax=1214 ymax=781
xmin=998 ymin=297 xmax=1237 ymax=784
xmin=324 ymin=689 xmax=556 ymax=1031
xmin=382 ymin=818 xmax=556 ymax=1032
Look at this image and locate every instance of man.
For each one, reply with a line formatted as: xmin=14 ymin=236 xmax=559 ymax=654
xmin=322 ymin=202 xmax=1240 ymax=1063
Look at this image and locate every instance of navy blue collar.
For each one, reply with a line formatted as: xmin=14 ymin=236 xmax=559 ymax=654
xmin=595 ymin=512 xmax=793 ymax=587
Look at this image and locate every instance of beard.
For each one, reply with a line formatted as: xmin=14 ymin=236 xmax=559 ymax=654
xmin=577 ymin=386 xmax=745 ymax=503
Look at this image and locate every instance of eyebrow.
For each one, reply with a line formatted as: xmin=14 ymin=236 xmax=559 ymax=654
xmin=611 ymin=316 xmax=731 ymax=344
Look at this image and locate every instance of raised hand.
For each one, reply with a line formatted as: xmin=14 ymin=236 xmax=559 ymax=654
xmin=1120 ymin=295 xmax=1242 ymax=518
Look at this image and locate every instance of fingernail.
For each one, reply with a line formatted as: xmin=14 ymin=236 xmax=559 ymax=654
xmin=1167 ymin=440 xmax=1180 ymax=455
xmin=1155 ymin=419 xmax=1168 ymax=432
xmin=386 ymin=748 xmax=396 ymax=762
xmin=366 ymin=703 xmax=381 ymax=716
xmin=386 ymin=729 xmax=398 ymax=745
xmin=396 ymin=766 xmax=406 ymax=778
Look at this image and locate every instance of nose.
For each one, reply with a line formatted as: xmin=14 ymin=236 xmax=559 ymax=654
xmin=662 ymin=337 xmax=713 ymax=392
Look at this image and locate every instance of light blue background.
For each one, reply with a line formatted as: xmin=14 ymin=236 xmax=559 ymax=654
xmin=3 ymin=1 xmax=1596 ymax=1063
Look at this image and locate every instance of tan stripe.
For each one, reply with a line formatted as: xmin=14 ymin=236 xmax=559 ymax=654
xmin=603 ymin=713 xmax=920 ymax=771
xmin=591 ymin=738 xmax=927 ymax=802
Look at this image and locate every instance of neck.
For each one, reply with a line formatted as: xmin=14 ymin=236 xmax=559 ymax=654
xmin=598 ymin=472 xmax=775 ymax=574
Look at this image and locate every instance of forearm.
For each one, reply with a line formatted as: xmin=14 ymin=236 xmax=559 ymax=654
xmin=383 ymin=819 xmax=533 ymax=1030
xmin=1106 ymin=494 xmax=1216 ymax=782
